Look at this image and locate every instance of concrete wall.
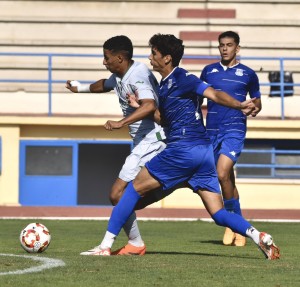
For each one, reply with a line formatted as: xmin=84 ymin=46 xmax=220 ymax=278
xmin=0 ymin=1 xmax=299 ymax=208
xmin=0 ymin=126 xmax=20 ymax=205
xmin=1 ymin=92 xmax=300 ymax=119
xmin=160 ymin=179 xmax=300 ymax=210
xmin=0 ymin=116 xmax=299 ymax=209
xmin=1 ymin=0 xmax=299 ymax=95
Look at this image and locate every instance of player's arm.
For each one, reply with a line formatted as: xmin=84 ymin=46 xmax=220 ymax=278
xmin=203 ymin=87 xmax=255 ymax=116
xmin=66 ymin=79 xmax=110 ymax=93
xmin=153 ymin=109 xmax=161 ymax=125
xmin=248 ymin=71 xmax=262 ymax=117
xmin=104 ymin=98 xmax=157 ymax=131
xmin=127 ymin=94 xmax=161 ymax=124
xmin=251 ymin=98 xmax=262 ymax=117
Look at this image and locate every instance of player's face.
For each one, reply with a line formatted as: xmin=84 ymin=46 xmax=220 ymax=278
xmin=149 ymin=47 xmax=166 ymax=74
xmin=218 ymin=37 xmax=240 ymax=65
xmin=103 ymin=49 xmax=120 ymax=73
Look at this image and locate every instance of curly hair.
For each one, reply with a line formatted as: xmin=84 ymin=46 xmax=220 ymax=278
xmin=149 ymin=34 xmax=184 ymax=67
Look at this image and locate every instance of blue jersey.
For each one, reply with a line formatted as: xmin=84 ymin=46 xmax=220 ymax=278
xmin=159 ymin=67 xmax=211 ymax=145
xmin=200 ymin=62 xmax=261 ymax=135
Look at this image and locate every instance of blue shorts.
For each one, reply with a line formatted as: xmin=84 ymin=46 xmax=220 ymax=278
xmin=145 ymin=143 xmax=220 ymax=193
xmin=209 ymin=132 xmax=245 ymax=164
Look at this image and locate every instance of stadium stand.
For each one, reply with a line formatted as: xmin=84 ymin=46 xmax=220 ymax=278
xmin=0 ymin=1 xmax=299 ymax=208
xmin=0 ymin=0 xmax=299 ymax=116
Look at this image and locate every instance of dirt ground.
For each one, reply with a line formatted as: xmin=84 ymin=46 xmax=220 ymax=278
xmin=0 ymin=206 xmax=299 ymax=221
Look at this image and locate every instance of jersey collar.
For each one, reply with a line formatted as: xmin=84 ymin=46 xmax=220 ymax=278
xmin=219 ymin=61 xmax=240 ymax=71
xmin=162 ymin=67 xmax=178 ymax=82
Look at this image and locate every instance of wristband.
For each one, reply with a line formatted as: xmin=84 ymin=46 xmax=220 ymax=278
xmin=77 ymin=84 xmax=91 ymax=93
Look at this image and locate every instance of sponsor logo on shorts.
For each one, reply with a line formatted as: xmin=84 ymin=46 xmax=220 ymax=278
xmin=229 ymin=151 xmax=236 ymax=157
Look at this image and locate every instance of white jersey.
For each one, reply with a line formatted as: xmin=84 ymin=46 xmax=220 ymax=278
xmin=104 ymin=61 xmax=165 ymax=146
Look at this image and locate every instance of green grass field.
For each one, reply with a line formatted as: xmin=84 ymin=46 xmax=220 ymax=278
xmin=0 ymin=219 xmax=299 ymax=287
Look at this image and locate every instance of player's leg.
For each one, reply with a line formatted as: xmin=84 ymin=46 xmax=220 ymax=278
xmin=190 ymin=144 xmax=279 ymax=259
xmin=109 ymin=178 xmax=145 ymax=254
xmin=109 ymin=178 xmax=171 ymax=255
xmin=101 ymin=167 xmax=161 ymax=252
xmin=90 ymin=144 xmax=199 ymax=255
xmin=110 ymin=178 xmax=173 ymax=210
xmin=197 ymin=189 xmax=280 ymax=260
xmin=218 ymin=161 xmax=242 ymax=217
xmin=80 ymin=166 xmax=160 ymax=256
xmin=217 ymin=134 xmax=246 ymax=246
xmin=109 ymin=178 xmax=128 ymax=206
xmin=229 ymin=169 xmax=246 ymax=246
xmin=109 ymin=140 xmax=165 ymax=255
xmin=217 ymin=154 xmax=238 ymax=245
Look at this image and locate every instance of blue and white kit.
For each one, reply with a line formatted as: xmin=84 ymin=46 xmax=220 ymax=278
xmin=145 ymin=67 xmax=220 ymax=193
xmin=200 ymin=62 xmax=261 ymax=163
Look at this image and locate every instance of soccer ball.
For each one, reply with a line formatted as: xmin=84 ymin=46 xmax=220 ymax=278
xmin=20 ymin=223 xmax=51 ymax=253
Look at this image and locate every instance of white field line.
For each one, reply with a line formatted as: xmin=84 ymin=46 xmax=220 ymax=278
xmin=0 ymin=216 xmax=299 ymax=223
xmin=0 ymin=253 xmax=65 ymax=276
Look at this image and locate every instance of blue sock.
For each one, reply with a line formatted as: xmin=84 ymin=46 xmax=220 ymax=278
xmin=107 ymin=181 xmax=141 ymax=236
xmin=224 ymin=197 xmax=235 ymax=212
xmin=212 ymin=208 xmax=251 ymax=236
xmin=234 ymin=198 xmax=242 ymax=216
xmin=224 ymin=197 xmax=242 ymax=216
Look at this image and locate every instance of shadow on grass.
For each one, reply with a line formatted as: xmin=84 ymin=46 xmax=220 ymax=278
xmin=197 ymin=240 xmax=224 ymax=245
xmin=146 ymin=250 xmax=258 ymax=260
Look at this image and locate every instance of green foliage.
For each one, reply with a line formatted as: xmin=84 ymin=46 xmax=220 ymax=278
xmin=0 ymin=219 xmax=299 ymax=287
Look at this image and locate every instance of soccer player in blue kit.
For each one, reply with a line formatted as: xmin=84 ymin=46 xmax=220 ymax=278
xmin=81 ymin=33 xmax=280 ymax=260
xmin=200 ymin=31 xmax=262 ymax=247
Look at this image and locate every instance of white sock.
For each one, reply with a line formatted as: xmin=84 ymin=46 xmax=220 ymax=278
xmin=246 ymin=226 xmax=260 ymax=245
xmin=100 ymin=231 xmax=116 ymax=249
xmin=123 ymin=212 xmax=144 ymax=247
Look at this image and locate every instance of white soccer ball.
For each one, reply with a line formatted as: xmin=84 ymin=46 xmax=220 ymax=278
xmin=20 ymin=223 xmax=51 ymax=253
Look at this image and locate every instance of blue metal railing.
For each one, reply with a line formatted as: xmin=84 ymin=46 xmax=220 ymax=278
xmin=0 ymin=52 xmax=299 ymax=118
xmin=236 ymin=149 xmax=300 ymax=179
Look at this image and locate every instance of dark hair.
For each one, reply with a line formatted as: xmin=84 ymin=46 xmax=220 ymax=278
xmin=218 ymin=31 xmax=240 ymax=45
xmin=149 ymin=34 xmax=184 ymax=67
xmin=103 ymin=35 xmax=133 ymax=59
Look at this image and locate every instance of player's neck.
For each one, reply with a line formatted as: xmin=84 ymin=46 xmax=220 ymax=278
xmin=121 ymin=60 xmax=134 ymax=78
xmin=221 ymin=58 xmax=238 ymax=68
xmin=160 ymin=66 xmax=175 ymax=80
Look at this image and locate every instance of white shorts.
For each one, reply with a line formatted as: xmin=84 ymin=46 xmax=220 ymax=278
xmin=119 ymin=139 xmax=166 ymax=182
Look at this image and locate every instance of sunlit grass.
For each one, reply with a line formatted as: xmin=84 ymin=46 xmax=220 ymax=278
xmin=0 ymin=219 xmax=299 ymax=287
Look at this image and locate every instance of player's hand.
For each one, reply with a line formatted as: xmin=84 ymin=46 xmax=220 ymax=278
xmin=104 ymin=120 xmax=123 ymax=131
xmin=65 ymin=80 xmax=79 ymax=93
xmin=240 ymin=98 xmax=256 ymax=116
xmin=126 ymin=93 xmax=140 ymax=108
xmin=251 ymin=106 xmax=260 ymax=117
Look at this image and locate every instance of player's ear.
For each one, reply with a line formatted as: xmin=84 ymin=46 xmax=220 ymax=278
xmin=117 ymin=54 xmax=123 ymax=62
xmin=236 ymin=45 xmax=241 ymax=54
xmin=164 ymin=55 xmax=172 ymax=65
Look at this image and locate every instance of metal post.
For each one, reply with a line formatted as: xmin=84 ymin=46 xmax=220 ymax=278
xmin=48 ymin=55 xmax=53 ymax=116
xmin=279 ymin=58 xmax=285 ymax=120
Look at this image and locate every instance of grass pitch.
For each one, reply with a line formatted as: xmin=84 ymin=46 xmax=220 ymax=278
xmin=0 ymin=219 xmax=299 ymax=287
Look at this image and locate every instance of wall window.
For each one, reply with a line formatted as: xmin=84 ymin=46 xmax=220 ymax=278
xmin=26 ymin=146 xmax=73 ymax=176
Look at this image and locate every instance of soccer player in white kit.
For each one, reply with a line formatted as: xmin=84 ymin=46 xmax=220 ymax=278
xmin=66 ymin=35 xmax=166 ymax=255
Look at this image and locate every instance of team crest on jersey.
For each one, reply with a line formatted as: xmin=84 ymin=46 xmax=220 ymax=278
xmin=168 ymin=79 xmax=173 ymax=89
xmin=235 ymin=69 xmax=244 ymax=76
